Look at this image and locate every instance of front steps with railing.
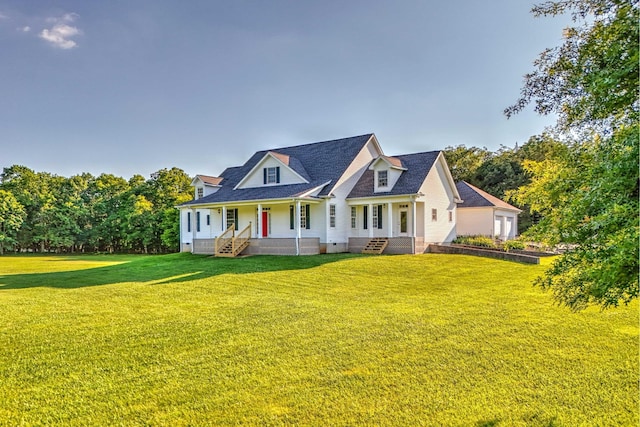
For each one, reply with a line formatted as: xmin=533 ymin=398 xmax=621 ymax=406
xmin=215 ymin=222 xmax=252 ymax=257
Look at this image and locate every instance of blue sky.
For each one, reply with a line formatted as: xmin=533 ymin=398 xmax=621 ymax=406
xmin=0 ymin=1 xmax=569 ymax=179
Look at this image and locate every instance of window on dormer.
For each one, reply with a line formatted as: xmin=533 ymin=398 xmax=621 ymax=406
xmin=264 ymin=166 xmax=280 ymax=184
xmin=196 ymin=187 xmax=204 ymax=199
xmin=377 ymin=170 xmax=388 ymax=187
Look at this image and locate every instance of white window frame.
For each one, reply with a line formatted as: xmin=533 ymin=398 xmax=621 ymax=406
xmin=350 ymin=206 xmax=357 ymax=229
xmin=377 ymin=170 xmax=388 ymax=187
xmin=432 ymin=208 xmax=438 ymax=222
xmin=329 ymin=204 xmax=336 ymax=228
xmin=266 ymin=167 xmax=278 ymax=184
xmin=300 ymin=204 xmax=307 ymax=229
xmin=196 ymin=187 xmax=204 ymax=199
xmin=372 ymin=205 xmax=379 ymax=228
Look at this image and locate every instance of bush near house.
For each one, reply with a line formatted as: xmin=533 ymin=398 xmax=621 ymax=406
xmin=453 ymin=235 xmax=498 ymax=248
xmin=503 ymin=238 xmax=526 ymax=252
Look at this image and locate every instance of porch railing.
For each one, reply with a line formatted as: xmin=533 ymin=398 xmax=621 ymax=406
xmin=232 ymin=223 xmax=252 ymax=255
xmin=214 ymin=224 xmax=235 ymax=254
xmin=214 ymin=222 xmax=252 ymax=257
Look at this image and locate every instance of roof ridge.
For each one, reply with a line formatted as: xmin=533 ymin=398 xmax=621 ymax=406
xmin=260 ymin=133 xmax=373 ymax=152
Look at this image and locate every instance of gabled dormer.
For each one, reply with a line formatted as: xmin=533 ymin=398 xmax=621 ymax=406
xmin=234 ymin=151 xmax=310 ymax=190
xmin=369 ymin=155 xmax=407 ymax=193
xmin=191 ymin=175 xmax=223 ymax=200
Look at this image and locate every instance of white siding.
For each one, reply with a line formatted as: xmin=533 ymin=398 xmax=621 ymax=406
xmin=418 ymin=157 xmax=457 ymax=243
xmin=456 ymin=207 xmax=494 ymax=236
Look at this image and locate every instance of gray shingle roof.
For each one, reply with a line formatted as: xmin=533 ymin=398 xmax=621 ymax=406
xmin=456 ymin=181 xmax=522 ymax=211
xmin=347 ymin=151 xmax=440 ymax=199
xmin=180 ymin=134 xmax=373 ymax=206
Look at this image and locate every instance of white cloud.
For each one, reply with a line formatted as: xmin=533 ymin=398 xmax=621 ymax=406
xmin=0 ymin=12 xmax=8 ymax=20
xmin=39 ymin=13 xmax=81 ymax=49
xmin=22 ymin=26 xmax=30 ymax=32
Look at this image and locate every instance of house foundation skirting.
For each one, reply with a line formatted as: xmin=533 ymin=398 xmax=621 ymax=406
xmin=191 ymin=237 xmax=426 ymax=256
xmin=245 ymin=238 xmax=320 ymax=255
xmin=190 ymin=238 xmax=321 ymax=255
xmin=191 ymin=239 xmax=215 ymax=254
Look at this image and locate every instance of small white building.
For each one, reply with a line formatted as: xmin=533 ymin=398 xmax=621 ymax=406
xmin=455 ymin=181 xmax=522 ymax=241
xmin=178 ymin=133 xmax=464 ymax=256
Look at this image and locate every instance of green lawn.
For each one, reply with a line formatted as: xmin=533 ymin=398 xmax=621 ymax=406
xmin=0 ymin=253 xmax=637 ymax=426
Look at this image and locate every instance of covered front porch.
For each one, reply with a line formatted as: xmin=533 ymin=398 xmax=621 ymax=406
xmin=346 ymin=196 xmax=429 ymax=254
xmin=183 ymin=197 xmax=324 ymax=256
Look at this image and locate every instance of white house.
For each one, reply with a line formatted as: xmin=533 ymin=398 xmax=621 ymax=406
xmin=455 ymin=181 xmax=522 ymax=241
xmin=178 ymin=133 xmax=463 ymax=256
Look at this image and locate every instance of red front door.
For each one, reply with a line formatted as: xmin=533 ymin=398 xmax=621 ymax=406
xmin=261 ymin=211 xmax=268 ymax=237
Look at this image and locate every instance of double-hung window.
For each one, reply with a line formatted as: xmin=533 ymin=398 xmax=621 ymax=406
xmin=350 ymin=206 xmax=357 ymax=229
xmin=329 ymin=204 xmax=336 ymax=228
xmin=196 ymin=187 xmax=204 ymax=199
xmin=372 ymin=205 xmax=383 ymax=229
xmin=372 ymin=205 xmax=378 ymax=228
xmin=264 ymin=166 xmax=280 ymax=184
xmin=300 ymin=204 xmax=310 ymax=229
xmin=226 ymin=208 xmax=238 ymax=231
xmin=377 ymin=170 xmax=388 ymax=187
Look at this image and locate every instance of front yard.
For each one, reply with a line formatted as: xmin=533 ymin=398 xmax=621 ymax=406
xmin=0 ymin=253 xmax=637 ymax=426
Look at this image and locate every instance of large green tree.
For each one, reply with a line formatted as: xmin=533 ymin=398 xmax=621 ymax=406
xmin=0 ymin=190 xmax=25 ymax=255
xmin=506 ymin=0 xmax=639 ymax=309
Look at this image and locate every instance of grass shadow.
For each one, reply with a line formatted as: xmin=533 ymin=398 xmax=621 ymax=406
xmin=0 ymin=253 xmax=365 ymax=290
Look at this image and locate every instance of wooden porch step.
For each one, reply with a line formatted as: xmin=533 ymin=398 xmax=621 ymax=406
xmin=216 ymin=240 xmax=249 ymax=257
xmin=362 ymin=238 xmax=389 ymax=255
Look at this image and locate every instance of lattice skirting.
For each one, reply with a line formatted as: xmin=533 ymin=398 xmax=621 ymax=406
xmin=245 ymin=238 xmax=320 ymax=255
xmin=192 ymin=239 xmax=215 ymax=254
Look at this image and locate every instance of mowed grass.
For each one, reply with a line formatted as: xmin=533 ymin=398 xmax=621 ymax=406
xmin=0 ymin=254 xmax=637 ymax=426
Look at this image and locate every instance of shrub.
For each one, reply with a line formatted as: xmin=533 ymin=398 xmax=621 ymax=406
xmin=453 ymin=235 xmax=497 ymax=248
xmin=503 ymin=239 xmax=526 ymax=252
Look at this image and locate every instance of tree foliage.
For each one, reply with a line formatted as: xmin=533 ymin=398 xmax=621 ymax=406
xmin=445 ymin=135 xmax=566 ymax=231
xmin=506 ymin=0 xmax=639 ymax=309
xmin=0 ymin=166 xmax=192 ymax=254
xmin=0 ymin=190 xmax=25 ymax=255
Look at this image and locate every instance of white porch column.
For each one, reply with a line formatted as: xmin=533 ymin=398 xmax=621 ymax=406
xmin=222 ymin=206 xmax=227 ymax=231
xmin=411 ymin=199 xmax=417 ymax=254
xmin=179 ymin=209 xmax=183 ymax=252
xmin=387 ymin=203 xmax=393 ymax=237
xmin=411 ymin=200 xmax=417 ymax=237
xmin=368 ymin=203 xmax=374 ymax=238
xmin=191 ymin=208 xmax=197 ymax=241
xmin=295 ymin=200 xmax=301 ymax=255
xmin=257 ymin=204 xmax=262 ymax=239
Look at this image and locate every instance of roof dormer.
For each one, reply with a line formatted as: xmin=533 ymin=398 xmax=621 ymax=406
xmin=191 ymin=175 xmax=223 ymax=199
xmin=234 ymin=151 xmax=310 ymax=189
xmin=369 ymin=155 xmax=406 ymax=193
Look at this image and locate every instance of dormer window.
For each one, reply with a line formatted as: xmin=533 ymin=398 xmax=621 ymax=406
xmin=377 ymin=170 xmax=388 ymax=187
xmin=196 ymin=187 xmax=204 ymax=199
xmin=264 ymin=166 xmax=280 ymax=184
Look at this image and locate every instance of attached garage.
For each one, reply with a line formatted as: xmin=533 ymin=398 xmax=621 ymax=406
xmin=455 ymin=181 xmax=522 ymax=241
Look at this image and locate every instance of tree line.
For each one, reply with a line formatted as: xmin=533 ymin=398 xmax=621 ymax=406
xmin=0 ymin=166 xmax=192 ymax=254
